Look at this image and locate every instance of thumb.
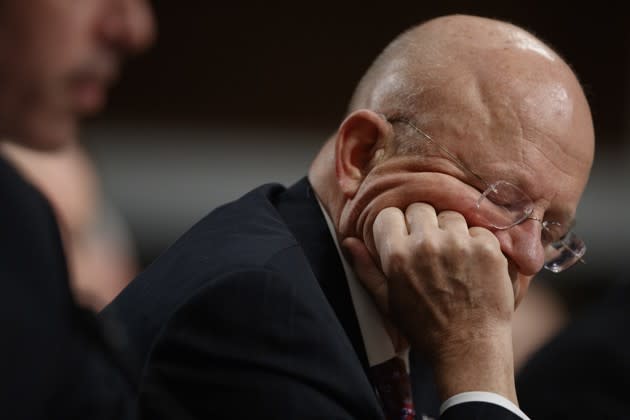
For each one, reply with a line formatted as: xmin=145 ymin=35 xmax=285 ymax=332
xmin=341 ymin=237 xmax=389 ymax=315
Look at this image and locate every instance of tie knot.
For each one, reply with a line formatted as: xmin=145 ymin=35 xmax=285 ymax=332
xmin=370 ymin=357 xmax=415 ymax=420
xmin=371 ymin=357 xmax=407 ymax=383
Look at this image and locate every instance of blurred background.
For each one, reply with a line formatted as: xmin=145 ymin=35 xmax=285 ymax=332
xmin=79 ymin=1 xmax=628 ymax=317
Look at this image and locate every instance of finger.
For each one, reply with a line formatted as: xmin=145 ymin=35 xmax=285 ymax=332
xmin=512 ymin=277 xmax=521 ymax=309
xmin=373 ymin=207 xmax=408 ymax=259
xmin=513 ymin=275 xmax=531 ymax=310
xmin=342 ymin=237 xmax=389 ymax=314
xmin=470 ymin=225 xmax=515 ymax=302
xmin=437 ymin=210 xmax=469 ymax=234
xmin=468 ymin=226 xmax=505 ymax=263
xmin=373 ymin=207 xmax=408 ymax=274
xmin=404 ymin=202 xmax=438 ymax=234
xmin=468 ymin=225 xmax=500 ymax=245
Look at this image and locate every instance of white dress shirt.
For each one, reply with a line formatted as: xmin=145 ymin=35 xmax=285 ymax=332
xmin=315 ymin=198 xmax=529 ymax=420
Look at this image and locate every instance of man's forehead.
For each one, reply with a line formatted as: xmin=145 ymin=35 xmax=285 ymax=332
xmin=471 ymin=146 xmax=586 ymax=223
xmin=414 ymin=93 xmax=593 ymax=213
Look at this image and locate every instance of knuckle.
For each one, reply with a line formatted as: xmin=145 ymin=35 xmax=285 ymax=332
xmin=438 ymin=209 xmax=461 ymax=219
xmin=470 ymin=227 xmax=501 ymax=246
xmin=383 ymin=245 xmax=410 ymax=275
xmin=418 ymin=236 xmax=441 ymax=255
xmin=374 ymin=207 xmax=402 ymax=227
xmin=474 ymin=238 xmax=503 ymax=261
xmin=380 ymin=206 xmax=400 ymax=217
xmin=448 ymin=235 xmax=470 ymax=256
xmin=468 ymin=226 xmax=492 ymax=237
xmin=406 ymin=202 xmax=432 ymax=213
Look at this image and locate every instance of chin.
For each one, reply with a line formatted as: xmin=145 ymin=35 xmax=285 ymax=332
xmin=17 ymin=116 xmax=79 ymax=152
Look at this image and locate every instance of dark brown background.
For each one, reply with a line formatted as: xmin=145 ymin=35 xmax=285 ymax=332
xmin=99 ymin=1 xmax=629 ymax=144
xmin=83 ymin=2 xmax=629 ymax=297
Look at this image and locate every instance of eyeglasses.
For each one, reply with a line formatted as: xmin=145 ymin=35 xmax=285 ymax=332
xmin=387 ymin=116 xmax=586 ymax=273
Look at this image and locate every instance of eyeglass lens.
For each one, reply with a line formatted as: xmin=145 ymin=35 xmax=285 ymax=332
xmin=543 ymin=232 xmax=586 ymax=273
xmin=476 ymin=181 xmax=585 ymax=273
xmin=475 ymin=181 xmax=534 ymax=229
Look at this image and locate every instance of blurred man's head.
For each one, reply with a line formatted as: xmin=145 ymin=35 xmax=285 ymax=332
xmin=0 ymin=0 xmax=155 ymax=150
xmin=309 ymin=15 xmax=595 ymax=306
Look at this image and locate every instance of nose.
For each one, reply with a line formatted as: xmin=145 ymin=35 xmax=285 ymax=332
xmin=493 ymin=217 xmax=546 ymax=276
xmin=100 ymin=0 xmax=156 ymax=53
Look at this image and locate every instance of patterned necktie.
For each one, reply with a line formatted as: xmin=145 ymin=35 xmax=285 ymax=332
xmin=370 ymin=356 xmax=416 ymax=420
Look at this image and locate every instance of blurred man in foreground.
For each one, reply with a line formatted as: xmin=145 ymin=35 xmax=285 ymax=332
xmin=0 ymin=1 xmax=154 ymax=418
xmin=104 ymin=14 xmax=594 ymax=420
xmin=1 ymin=141 xmax=140 ymax=311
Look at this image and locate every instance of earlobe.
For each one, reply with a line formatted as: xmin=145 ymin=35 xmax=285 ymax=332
xmin=335 ymin=110 xmax=390 ymax=198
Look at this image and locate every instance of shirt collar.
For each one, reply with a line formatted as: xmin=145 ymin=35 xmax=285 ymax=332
xmin=315 ymin=196 xmax=409 ymax=371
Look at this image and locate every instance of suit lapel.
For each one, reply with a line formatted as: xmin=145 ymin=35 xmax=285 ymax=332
xmin=275 ymin=177 xmax=370 ymax=374
xmin=276 ymin=178 xmax=441 ymax=418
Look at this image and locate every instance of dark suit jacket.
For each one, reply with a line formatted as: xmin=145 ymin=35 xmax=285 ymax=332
xmin=103 ymin=177 xmax=522 ymax=419
xmin=0 ymin=155 xmax=135 ymax=420
xmin=517 ymin=280 xmax=630 ymax=419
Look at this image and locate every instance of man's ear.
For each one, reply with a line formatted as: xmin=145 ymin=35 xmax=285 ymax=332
xmin=335 ymin=110 xmax=391 ymax=198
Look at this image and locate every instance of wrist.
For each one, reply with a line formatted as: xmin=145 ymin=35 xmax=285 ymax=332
xmin=432 ymin=326 xmax=517 ymax=405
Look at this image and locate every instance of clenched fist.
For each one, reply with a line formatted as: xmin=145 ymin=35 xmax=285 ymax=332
xmin=343 ymin=203 xmax=519 ymax=403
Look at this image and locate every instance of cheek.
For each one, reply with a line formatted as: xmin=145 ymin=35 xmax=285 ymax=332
xmin=352 ymin=173 xmax=485 ymax=254
xmin=25 ymin=4 xmax=90 ymax=73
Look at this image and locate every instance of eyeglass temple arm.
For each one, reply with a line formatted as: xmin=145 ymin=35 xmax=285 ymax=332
xmin=534 ymin=218 xmax=587 ymax=265
xmin=386 ymin=116 xmax=490 ymax=188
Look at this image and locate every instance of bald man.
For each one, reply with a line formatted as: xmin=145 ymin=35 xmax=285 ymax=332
xmin=0 ymin=1 xmax=154 ymax=419
xmin=103 ymin=15 xmax=594 ymax=419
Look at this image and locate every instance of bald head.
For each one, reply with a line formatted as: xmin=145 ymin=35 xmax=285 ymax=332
xmin=349 ymin=15 xmax=571 ymax=116
xmin=310 ymin=14 xmax=594 ymax=284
